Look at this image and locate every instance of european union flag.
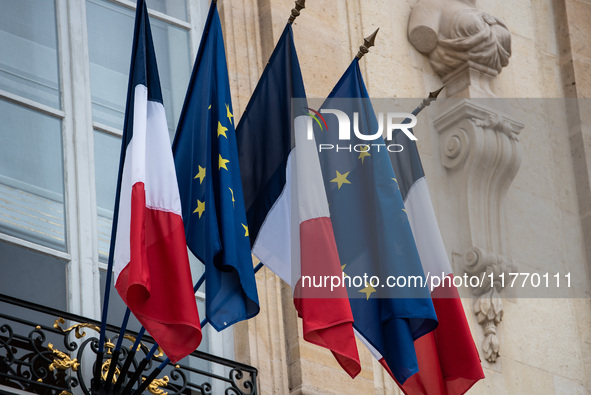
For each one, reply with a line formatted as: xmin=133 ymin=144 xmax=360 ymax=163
xmin=172 ymin=1 xmax=259 ymax=332
xmin=315 ymin=59 xmax=438 ymax=383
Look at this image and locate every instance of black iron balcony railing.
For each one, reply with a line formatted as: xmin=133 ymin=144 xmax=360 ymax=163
xmin=0 ymin=294 xmax=257 ymax=395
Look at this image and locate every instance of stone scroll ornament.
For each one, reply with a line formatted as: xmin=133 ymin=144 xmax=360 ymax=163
xmin=408 ymin=0 xmax=511 ymax=80
xmin=409 ymin=0 xmax=520 ymax=364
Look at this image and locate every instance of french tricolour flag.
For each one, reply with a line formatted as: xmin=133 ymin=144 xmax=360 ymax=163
xmin=236 ymin=24 xmax=360 ymax=378
xmin=389 ymin=128 xmax=484 ymax=394
xmin=111 ymin=0 xmax=201 ymax=364
xmin=253 ymin=116 xmax=361 ymax=377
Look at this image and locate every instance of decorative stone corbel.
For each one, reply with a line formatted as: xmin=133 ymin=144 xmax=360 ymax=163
xmin=433 ymin=100 xmax=523 ymax=362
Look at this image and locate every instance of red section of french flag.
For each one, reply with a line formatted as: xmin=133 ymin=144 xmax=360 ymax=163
xmin=115 ymin=183 xmax=202 ymax=364
xmin=400 ymin=275 xmax=484 ymax=395
xmin=295 ymin=217 xmax=361 ymax=378
xmin=253 ymin=116 xmax=360 ymax=378
xmin=400 ymin=178 xmax=484 ymax=394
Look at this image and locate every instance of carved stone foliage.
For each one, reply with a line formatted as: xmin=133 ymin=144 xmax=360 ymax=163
xmin=464 ymin=247 xmax=515 ymax=362
xmin=408 ymin=0 xmax=511 ymax=81
xmin=433 ymin=100 xmax=523 ymax=362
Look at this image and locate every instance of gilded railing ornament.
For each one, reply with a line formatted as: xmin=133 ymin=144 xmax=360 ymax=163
xmin=101 ymin=358 xmax=120 ymax=383
xmin=142 ymin=375 xmax=170 ymax=395
xmin=54 ymin=317 xmax=100 ymax=339
xmin=0 ymin=294 xmax=258 ymax=394
xmin=48 ymin=343 xmax=80 ymax=372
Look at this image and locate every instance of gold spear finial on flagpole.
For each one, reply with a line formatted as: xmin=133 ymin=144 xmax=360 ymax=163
xmin=288 ymin=0 xmax=306 ymax=24
xmin=355 ymin=28 xmax=380 ymax=60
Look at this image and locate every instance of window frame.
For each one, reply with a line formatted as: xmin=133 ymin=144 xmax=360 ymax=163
xmin=0 ymin=0 xmax=233 ymax=361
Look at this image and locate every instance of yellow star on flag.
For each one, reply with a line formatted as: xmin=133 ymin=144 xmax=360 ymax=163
xmin=229 ymin=187 xmax=235 ymax=207
xmin=358 ymin=150 xmax=371 ymax=164
xmin=341 ymin=264 xmax=348 ymax=277
xmin=242 ymin=224 xmax=249 ymax=237
xmin=217 ymin=121 xmax=228 ymax=138
xmin=359 ymin=282 xmax=376 ymax=300
xmin=331 ymin=171 xmax=351 ymax=189
xmin=219 ymin=154 xmax=230 ymax=171
xmin=193 ymin=199 xmax=205 ymax=218
xmin=226 ymin=104 xmax=233 ymax=125
xmin=194 ymin=165 xmax=206 ymax=184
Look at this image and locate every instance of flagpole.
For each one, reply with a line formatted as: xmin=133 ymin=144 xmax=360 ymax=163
xmin=288 ymin=0 xmax=305 ymax=24
xmin=127 ymin=264 xmax=262 ymax=395
xmin=355 ymin=28 xmax=379 ymax=60
xmin=92 ymin=1 xmax=150 ymax=390
xmin=411 ymin=86 xmax=445 ymax=116
xmin=350 ymin=28 xmax=444 ymax=130
xmin=130 ymin=0 xmax=309 ymax=391
xmin=109 ymin=271 xmax=208 ymax=391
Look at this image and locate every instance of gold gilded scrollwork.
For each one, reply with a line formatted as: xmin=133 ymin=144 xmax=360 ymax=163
xmin=53 ymin=317 xmax=100 ymax=339
xmin=53 ymin=318 xmax=161 ymax=355
xmin=47 ymin=343 xmax=80 ymax=372
xmin=101 ymin=358 xmax=120 ymax=383
xmin=142 ymin=376 xmax=169 ymax=395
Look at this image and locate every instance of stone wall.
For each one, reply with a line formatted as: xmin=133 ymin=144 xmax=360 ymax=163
xmin=217 ymin=0 xmax=591 ymax=393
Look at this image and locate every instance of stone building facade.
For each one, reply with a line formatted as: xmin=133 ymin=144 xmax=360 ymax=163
xmin=0 ymin=0 xmax=589 ymax=394
xmin=222 ymin=0 xmax=591 ymax=393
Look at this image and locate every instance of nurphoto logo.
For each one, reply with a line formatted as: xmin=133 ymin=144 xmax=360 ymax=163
xmin=304 ymin=107 xmax=418 ymax=153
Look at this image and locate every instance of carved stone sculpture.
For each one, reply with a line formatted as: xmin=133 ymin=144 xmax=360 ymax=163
xmin=408 ymin=0 xmax=511 ymax=81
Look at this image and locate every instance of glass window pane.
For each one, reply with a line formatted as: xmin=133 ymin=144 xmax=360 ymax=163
xmin=0 ymin=0 xmax=60 ymax=108
xmin=94 ymin=130 xmax=120 ymax=261
xmin=149 ymin=0 xmax=188 ymax=21
xmin=0 ymin=99 xmax=66 ymax=251
xmin=0 ymin=240 xmax=67 ymax=310
xmin=86 ymin=0 xmax=191 ymax=135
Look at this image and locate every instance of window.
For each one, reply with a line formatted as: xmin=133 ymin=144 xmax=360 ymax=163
xmin=0 ymin=0 xmax=60 ymax=108
xmin=0 ymin=0 xmax=229 ymax=366
xmin=86 ymin=0 xmax=191 ymax=132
